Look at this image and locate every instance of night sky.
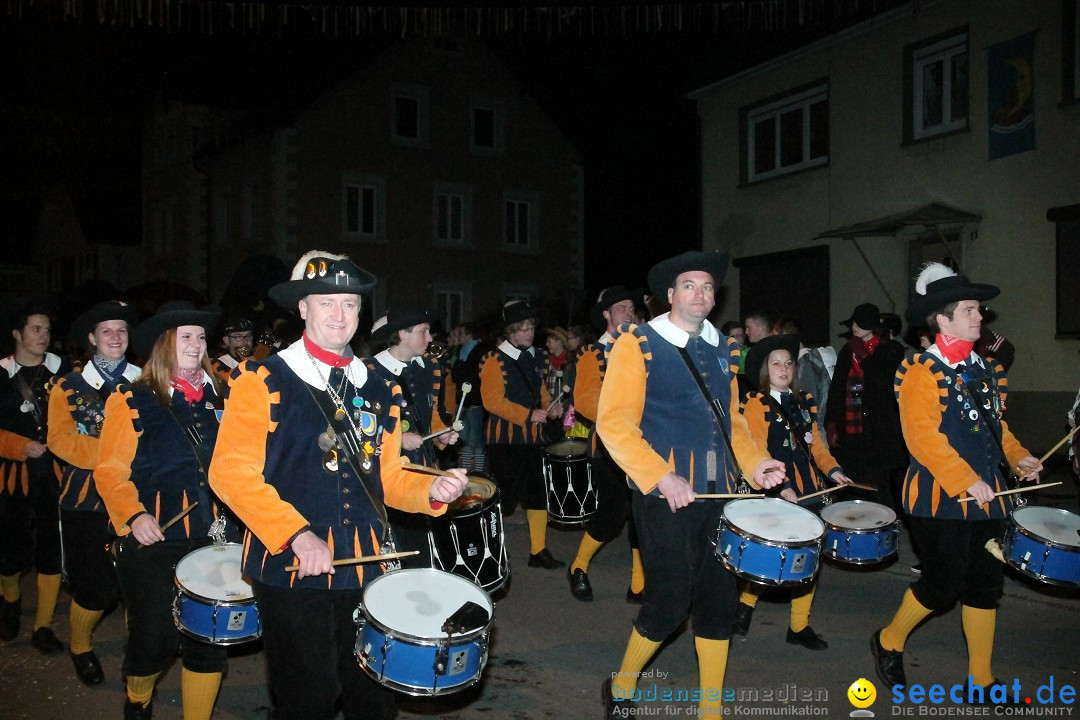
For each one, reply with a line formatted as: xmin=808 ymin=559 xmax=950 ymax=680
xmin=0 ymin=3 xmax=906 ymax=307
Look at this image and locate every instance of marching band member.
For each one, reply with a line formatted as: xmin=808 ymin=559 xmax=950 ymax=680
xmin=209 ymin=251 xmax=467 ymax=720
xmin=734 ymin=333 xmax=851 ymax=650
xmin=211 ymin=315 xmax=257 ymax=382
xmin=95 ymin=301 xmax=230 ymax=720
xmin=598 ymin=251 xmax=784 ymax=717
xmin=480 ymin=300 xmax=563 ymax=569
xmin=0 ymin=306 xmax=69 ymax=652
xmin=47 ymin=300 xmax=141 ymax=684
xmin=566 ymin=286 xmax=640 ymax=602
xmin=871 ymin=263 xmax=1042 ymax=696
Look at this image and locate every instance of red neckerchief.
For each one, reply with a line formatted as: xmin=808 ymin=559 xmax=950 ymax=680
xmin=549 ymin=351 xmax=567 ymax=370
xmin=170 ymin=377 xmax=204 ymax=404
xmin=303 ymin=331 xmax=351 ymax=368
xmin=935 ymin=334 xmax=974 ymax=364
xmin=848 ymin=335 xmax=879 ymax=369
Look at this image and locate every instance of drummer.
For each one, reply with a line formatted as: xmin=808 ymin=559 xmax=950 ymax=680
xmin=479 ymin=300 xmax=564 ymax=569
xmin=566 ymin=285 xmax=642 ymax=602
xmin=597 ymin=251 xmax=784 ymax=717
xmin=208 ymin=251 xmax=468 ymax=720
xmin=871 ymin=263 xmax=1042 ymax=696
xmin=366 ymin=304 xmax=459 ymax=568
xmin=734 ymin=333 xmax=852 ymax=650
xmin=47 ymin=300 xmax=141 ymax=685
xmin=95 ymin=301 xmax=233 ymax=720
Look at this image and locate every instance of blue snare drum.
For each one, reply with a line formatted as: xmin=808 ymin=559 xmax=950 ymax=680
xmin=173 ymin=543 xmax=260 ymax=644
xmin=355 ymin=568 xmax=493 ymax=696
xmin=1001 ymin=506 xmax=1080 ymax=587
xmin=716 ymin=498 xmax=824 ymax=586
xmin=820 ymin=500 xmax=899 ymax=564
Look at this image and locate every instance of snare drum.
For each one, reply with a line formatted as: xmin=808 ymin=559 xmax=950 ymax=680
xmin=543 ymin=438 xmax=597 ymax=526
xmin=355 ymin=568 xmax=493 ymax=696
xmin=715 ymin=498 xmax=824 ymax=585
xmin=819 ymin=500 xmax=899 ymax=564
xmin=173 ymin=543 xmax=260 ymax=644
xmin=428 ymin=475 xmax=509 ymax=592
xmin=1001 ymin=506 xmax=1080 ymax=586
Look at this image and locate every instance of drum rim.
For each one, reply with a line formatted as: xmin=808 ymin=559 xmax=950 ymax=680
xmin=721 ymin=498 xmax=825 ymax=544
xmin=356 ymin=652 xmax=488 ymax=697
xmin=819 ymin=499 xmax=898 ymax=530
xmin=715 ymin=555 xmax=818 ymax=586
xmin=822 ymin=526 xmax=900 ymax=563
xmin=173 ymin=543 xmax=254 ymax=603
xmin=1009 ymin=507 xmax=1080 ymax=551
xmin=544 ymin=438 xmax=589 ymax=458
xmin=361 ymin=568 xmax=494 ymax=642
xmin=450 ymin=478 xmax=499 ymax=512
xmin=1001 ymin=530 xmax=1080 ymax=587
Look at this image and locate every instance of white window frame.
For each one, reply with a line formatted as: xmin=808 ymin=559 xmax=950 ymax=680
xmin=503 ymin=191 xmax=539 ymax=251
xmin=471 ymin=96 xmax=505 ymax=155
xmin=434 ymin=183 xmax=473 ymax=248
xmin=391 ymin=84 xmax=430 ymax=147
xmin=343 ymin=174 xmax=387 ymax=244
xmin=746 ymin=84 xmax=828 ymax=183
xmin=912 ymin=33 xmax=968 ymax=140
xmin=433 ymin=281 xmax=473 ymax=332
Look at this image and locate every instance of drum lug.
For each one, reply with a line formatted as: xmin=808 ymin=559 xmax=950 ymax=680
xmin=433 ymin=638 xmax=449 ymax=677
xmin=353 ymin=603 xmax=366 ymax=629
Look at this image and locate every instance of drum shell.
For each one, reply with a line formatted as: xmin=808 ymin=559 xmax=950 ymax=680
xmin=543 ymin=439 xmax=597 ymax=526
xmin=428 ymin=474 xmax=509 ymax=592
xmin=173 ymin=543 xmax=261 ymax=645
xmin=820 ymin=500 xmax=900 ymax=564
xmin=715 ymin=499 xmax=823 ymax=586
xmin=1001 ymin=508 xmax=1080 ymax=587
xmin=354 ymin=569 xmax=493 ymax=696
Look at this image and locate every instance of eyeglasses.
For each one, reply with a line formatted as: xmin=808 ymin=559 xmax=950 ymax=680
xmin=227 ymin=333 xmax=254 ymax=341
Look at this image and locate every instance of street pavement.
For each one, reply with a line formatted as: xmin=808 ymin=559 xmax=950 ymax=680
xmin=1 ymin=461 xmax=1077 ymax=719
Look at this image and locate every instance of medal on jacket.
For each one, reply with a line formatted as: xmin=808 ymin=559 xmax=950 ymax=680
xmin=334 ymin=407 xmax=347 ymax=422
xmin=20 ymin=400 xmax=33 ymax=413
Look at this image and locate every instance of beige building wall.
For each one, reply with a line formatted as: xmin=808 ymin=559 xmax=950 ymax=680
xmin=694 ymin=0 xmax=1080 ymax=447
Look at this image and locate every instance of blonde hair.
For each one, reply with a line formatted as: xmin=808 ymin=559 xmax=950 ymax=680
xmin=137 ymin=327 xmax=223 ymax=403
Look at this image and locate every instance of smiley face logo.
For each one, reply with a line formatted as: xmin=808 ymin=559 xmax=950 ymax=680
xmin=847 ymin=678 xmax=876 ymax=709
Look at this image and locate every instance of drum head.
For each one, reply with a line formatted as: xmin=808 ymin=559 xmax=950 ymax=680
xmin=452 ymin=476 xmax=497 ymax=510
xmin=545 ymin=439 xmax=588 ymax=458
xmin=723 ymin=498 xmax=824 ymax=543
xmin=175 ymin=544 xmax=253 ymax=601
xmin=1012 ymin=507 xmax=1080 ymax=549
xmin=364 ymin=569 xmax=492 ymax=639
xmin=820 ymin=500 xmax=896 ymax=530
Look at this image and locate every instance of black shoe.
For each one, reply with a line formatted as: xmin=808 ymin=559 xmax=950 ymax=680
xmin=786 ymin=626 xmax=828 ymax=650
xmin=871 ymin=629 xmax=906 ymax=688
xmin=732 ymin=602 xmax=754 ymax=637
xmin=30 ymin=626 xmax=64 ymax=654
xmin=602 ymin=678 xmax=635 ymax=718
xmin=0 ymin=598 xmax=20 ymax=641
xmin=528 ymin=548 xmax=565 ymax=569
xmin=625 ymin=587 xmax=644 ymax=604
xmin=124 ymin=699 xmax=153 ymax=720
xmin=568 ymin=568 xmax=594 ymax=602
xmin=71 ymin=650 xmax=105 ymax=685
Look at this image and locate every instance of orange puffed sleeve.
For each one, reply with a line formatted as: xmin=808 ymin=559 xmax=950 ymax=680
xmin=47 ymin=381 xmax=98 ymax=470
xmin=95 ymin=390 xmax=145 ymax=534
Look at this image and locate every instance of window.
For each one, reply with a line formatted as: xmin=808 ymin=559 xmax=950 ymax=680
xmin=433 ymin=282 xmax=472 ymax=332
xmin=343 ymin=175 xmax=386 ymax=242
xmin=743 ymin=82 xmax=828 ymax=183
xmin=391 ymin=85 xmax=430 ymax=146
xmin=471 ymin=97 xmax=504 ymax=154
xmin=504 ymin=192 xmax=539 ymax=250
xmin=906 ymin=29 xmax=969 ymax=141
xmin=434 ymin=184 xmax=472 ymax=247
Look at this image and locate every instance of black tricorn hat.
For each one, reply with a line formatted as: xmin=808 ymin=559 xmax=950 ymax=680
xmin=840 ymin=303 xmax=882 ymax=330
xmin=369 ymin=305 xmax=431 ymax=343
xmin=906 ymin=263 xmax=1000 ymax=324
xmin=133 ymin=301 xmax=220 ymax=359
xmin=71 ymin=300 xmax=138 ymax=345
xmin=591 ymin=285 xmax=635 ymax=328
xmin=268 ymin=251 xmax=376 ymax=309
xmin=502 ymin=300 xmax=535 ymax=327
xmin=742 ymin=334 xmax=801 ymax=391
xmin=646 ymin=251 xmax=729 ymax=299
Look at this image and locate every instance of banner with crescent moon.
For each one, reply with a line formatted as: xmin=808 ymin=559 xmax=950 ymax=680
xmin=988 ymin=31 xmax=1037 ymax=160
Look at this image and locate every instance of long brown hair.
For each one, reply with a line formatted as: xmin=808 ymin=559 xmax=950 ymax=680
xmin=137 ymin=327 xmax=223 ymax=403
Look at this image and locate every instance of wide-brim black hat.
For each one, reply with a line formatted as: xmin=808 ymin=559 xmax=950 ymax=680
xmin=369 ymin=305 xmax=431 ymax=343
xmin=71 ymin=300 xmax=138 ymax=344
xmin=646 ymin=251 xmax=729 ymax=299
xmin=219 ymin=314 xmax=254 ymax=336
xmin=907 ymin=265 xmax=1000 ymax=324
xmin=590 ymin=285 xmax=635 ymax=328
xmin=840 ymin=302 xmax=882 ymax=329
xmin=502 ymin=300 xmax=535 ymax=326
xmin=742 ymin=334 xmax=801 ymax=391
xmin=133 ymin=301 xmax=221 ymax=358
xmin=268 ymin=252 xmax=376 ymax=309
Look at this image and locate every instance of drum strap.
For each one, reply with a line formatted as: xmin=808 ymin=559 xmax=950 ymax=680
xmin=675 ymin=346 xmax=744 ymax=495
xmin=301 ymin=381 xmax=393 ymax=543
xmin=772 ymin=397 xmax=832 ymax=489
xmin=504 ymin=352 xmax=558 ymax=444
xmin=956 ymin=372 xmax=1021 ymax=503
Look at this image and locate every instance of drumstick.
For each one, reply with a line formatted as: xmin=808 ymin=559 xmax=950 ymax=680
xmin=545 ymin=385 xmax=570 ymax=413
xmin=1023 ymin=427 xmax=1079 ymax=473
xmin=420 ymin=420 xmax=464 ymax=442
xmin=401 ymin=461 xmax=447 ymax=477
xmin=659 ymin=493 xmax=765 ymax=499
xmin=285 ymin=550 xmax=419 ymax=572
xmin=453 ymin=382 xmax=472 ymax=427
xmin=958 ymin=481 xmax=1062 ymax=503
xmin=845 ymin=482 xmax=878 ymax=492
xmin=797 ymin=485 xmax=850 ymax=502
xmin=159 ymin=502 xmax=199 ymax=533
